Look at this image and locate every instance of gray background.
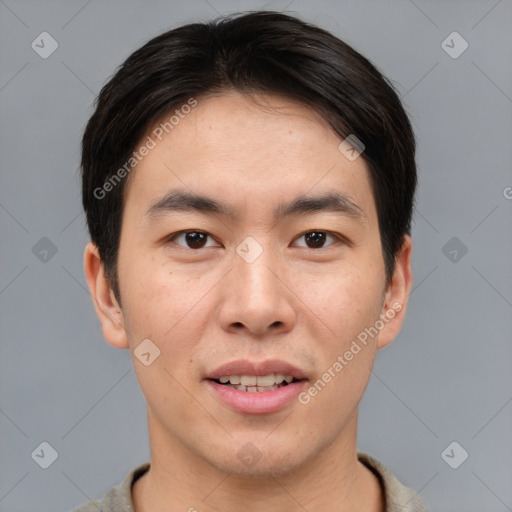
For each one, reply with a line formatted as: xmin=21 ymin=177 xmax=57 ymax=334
xmin=1 ymin=0 xmax=511 ymax=510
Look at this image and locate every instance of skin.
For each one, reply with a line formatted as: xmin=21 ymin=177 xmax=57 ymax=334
xmin=84 ymin=91 xmax=412 ymax=512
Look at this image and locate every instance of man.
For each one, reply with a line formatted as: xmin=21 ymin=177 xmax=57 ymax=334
xmin=75 ymin=10 xmax=426 ymax=512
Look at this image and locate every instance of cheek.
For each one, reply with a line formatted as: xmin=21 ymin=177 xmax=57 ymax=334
xmin=119 ymin=254 xmax=216 ymax=366
xmin=294 ymin=261 xmax=383 ymax=405
xmin=120 ymin=261 xmax=207 ymax=417
xmin=120 ymin=251 xmax=177 ymax=329
xmin=296 ymin=260 xmax=384 ymax=341
xmin=297 ymin=264 xmax=384 ymax=415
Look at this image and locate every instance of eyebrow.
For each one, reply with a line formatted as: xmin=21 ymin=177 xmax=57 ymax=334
xmin=145 ymin=190 xmax=367 ymax=224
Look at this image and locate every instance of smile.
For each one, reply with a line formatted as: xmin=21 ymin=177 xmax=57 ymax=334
xmin=206 ymin=376 xmax=308 ymax=414
xmin=216 ymin=373 xmax=295 ymax=392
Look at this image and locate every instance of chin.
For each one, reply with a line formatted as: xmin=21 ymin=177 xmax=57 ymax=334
xmin=202 ymin=435 xmax=316 ymax=479
xmin=220 ymin=452 xmax=305 ymax=479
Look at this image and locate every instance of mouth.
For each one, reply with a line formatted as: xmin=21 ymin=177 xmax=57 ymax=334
xmin=209 ymin=373 xmax=303 ymax=392
xmin=204 ymin=360 xmax=309 ymax=414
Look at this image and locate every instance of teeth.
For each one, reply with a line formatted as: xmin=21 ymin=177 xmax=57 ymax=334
xmin=240 ymin=375 xmax=257 ymax=386
xmin=217 ymin=373 xmax=296 ymax=386
xmin=228 ymin=383 xmax=280 ymax=392
xmin=257 ymin=374 xmax=276 ymax=387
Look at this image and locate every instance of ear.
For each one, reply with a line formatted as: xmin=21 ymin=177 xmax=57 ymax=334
xmin=83 ymin=242 xmax=129 ymax=349
xmin=376 ymin=235 xmax=413 ymax=350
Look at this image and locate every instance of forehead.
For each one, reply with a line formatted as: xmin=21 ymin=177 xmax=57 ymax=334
xmin=123 ymin=91 xmax=377 ymax=226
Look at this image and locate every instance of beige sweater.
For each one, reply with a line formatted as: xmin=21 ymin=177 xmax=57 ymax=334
xmin=72 ymin=452 xmax=427 ymax=511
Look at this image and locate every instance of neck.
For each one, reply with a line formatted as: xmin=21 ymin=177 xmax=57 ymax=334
xmin=132 ymin=410 xmax=383 ymax=512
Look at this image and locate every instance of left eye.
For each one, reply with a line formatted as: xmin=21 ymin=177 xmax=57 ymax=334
xmin=170 ymin=231 xmax=219 ymax=249
xmin=293 ymin=231 xmax=339 ymax=249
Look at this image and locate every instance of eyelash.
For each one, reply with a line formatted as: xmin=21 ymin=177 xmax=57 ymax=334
xmin=166 ymin=230 xmax=347 ymax=250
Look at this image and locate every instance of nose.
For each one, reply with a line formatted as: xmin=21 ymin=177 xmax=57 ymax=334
xmin=217 ymin=243 xmax=297 ymax=337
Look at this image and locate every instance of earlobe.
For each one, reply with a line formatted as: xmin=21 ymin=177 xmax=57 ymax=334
xmin=83 ymin=242 xmax=130 ymax=349
xmin=376 ymin=235 xmax=413 ymax=350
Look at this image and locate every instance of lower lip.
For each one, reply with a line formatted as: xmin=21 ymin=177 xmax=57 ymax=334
xmin=206 ymin=380 xmax=308 ymax=414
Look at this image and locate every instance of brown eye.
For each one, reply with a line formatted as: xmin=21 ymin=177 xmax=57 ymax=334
xmin=304 ymin=231 xmax=327 ymax=248
xmin=184 ymin=232 xmax=207 ymax=248
xmin=292 ymin=231 xmax=341 ymax=249
xmin=170 ymin=231 xmax=218 ymax=249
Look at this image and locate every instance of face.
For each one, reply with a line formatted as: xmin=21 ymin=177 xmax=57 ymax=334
xmin=85 ymin=91 xmax=411 ymax=478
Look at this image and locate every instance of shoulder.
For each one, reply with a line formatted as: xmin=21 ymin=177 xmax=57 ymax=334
xmin=71 ymin=498 xmax=102 ymax=512
xmin=358 ymin=452 xmax=428 ymax=512
xmin=70 ymin=462 xmax=151 ymax=512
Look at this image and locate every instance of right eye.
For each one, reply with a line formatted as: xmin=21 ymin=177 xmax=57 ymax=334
xmin=167 ymin=230 xmax=220 ymax=250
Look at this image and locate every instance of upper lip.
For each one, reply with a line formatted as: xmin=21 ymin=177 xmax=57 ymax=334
xmin=205 ymin=359 xmax=308 ymax=381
